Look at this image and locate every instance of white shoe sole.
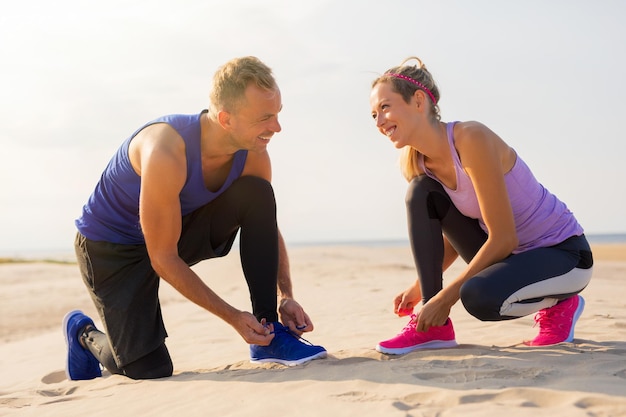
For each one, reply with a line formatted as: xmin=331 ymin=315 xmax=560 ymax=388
xmin=250 ymin=350 xmax=327 ymax=366
xmin=564 ymin=295 xmax=585 ymax=343
xmin=376 ymin=339 xmax=458 ymax=355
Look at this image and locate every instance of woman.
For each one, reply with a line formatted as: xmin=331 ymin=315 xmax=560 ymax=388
xmin=369 ymin=57 xmax=593 ymax=353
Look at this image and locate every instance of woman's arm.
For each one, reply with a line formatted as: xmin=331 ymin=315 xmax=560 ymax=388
xmin=416 ymin=121 xmax=518 ymax=330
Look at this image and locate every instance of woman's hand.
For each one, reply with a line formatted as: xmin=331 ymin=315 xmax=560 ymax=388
xmin=393 ymin=283 xmax=422 ymax=316
xmin=415 ymin=293 xmax=452 ymax=332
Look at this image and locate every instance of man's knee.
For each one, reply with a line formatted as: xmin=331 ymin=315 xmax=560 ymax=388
xmin=232 ymin=176 xmax=276 ymax=211
xmin=123 ymin=344 xmax=173 ymax=380
xmin=233 ymin=175 xmax=273 ymax=194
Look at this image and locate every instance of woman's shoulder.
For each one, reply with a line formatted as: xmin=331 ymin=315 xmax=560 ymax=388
xmin=451 ymin=121 xmax=495 ymax=151
xmin=454 ymin=120 xmax=509 ymax=145
xmin=452 ymin=120 xmax=492 ymax=138
xmin=452 ymin=121 xmax=515 ymax=169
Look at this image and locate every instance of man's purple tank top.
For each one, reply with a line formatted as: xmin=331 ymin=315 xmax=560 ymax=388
xmin=75 ymin=111 xmax=248 ymax=244
xmin=419 ymin=122 xmax=583 ymax=254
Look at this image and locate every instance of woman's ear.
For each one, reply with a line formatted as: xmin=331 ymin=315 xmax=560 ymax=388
xmin=413 ymin=89 xmax=427 ymax=111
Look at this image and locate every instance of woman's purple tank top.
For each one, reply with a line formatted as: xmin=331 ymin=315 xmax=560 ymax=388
xmin=75 ymin=111 xmax=248 ymax=244
xmin=419 ymin=122 xmax=583 ymax=253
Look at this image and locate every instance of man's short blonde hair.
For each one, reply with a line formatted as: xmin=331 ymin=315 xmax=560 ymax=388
xmin=208 ymin=56 xmax=277 ymax=120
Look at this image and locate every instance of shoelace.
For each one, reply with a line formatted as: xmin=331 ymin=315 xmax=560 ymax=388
xmin=399 ymin=314 xmax=419 ymax=333
xmin=270 ymin=325 xmax=317 ymax=346
xmin=533 ymin=308 xmax=562 ymax=335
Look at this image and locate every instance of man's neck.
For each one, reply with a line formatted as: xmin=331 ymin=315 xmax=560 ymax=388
xmin=200 ymin=112 xmax=239 ymax=159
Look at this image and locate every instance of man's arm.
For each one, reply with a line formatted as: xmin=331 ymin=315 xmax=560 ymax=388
xmin=276 ymin=228 xmax=313 ymax=332
xmin=276 ymin=230 xmax=293 ymax=299
xmin=130 ymin=124 xmax=273 ymax=345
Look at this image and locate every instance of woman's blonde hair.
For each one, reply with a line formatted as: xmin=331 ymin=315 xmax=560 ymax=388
xmin=209 ymin=56 xmax=277 ymax=120
xmin=372 ymin=57 xmax=441 ymax=182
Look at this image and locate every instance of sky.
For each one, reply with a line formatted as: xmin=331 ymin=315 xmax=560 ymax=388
xmin=1 ymin=0 xmax=625 ymax=254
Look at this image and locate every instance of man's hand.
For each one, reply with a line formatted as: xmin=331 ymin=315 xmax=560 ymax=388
xmin=232 ymin=311 xmax=275 ymax=346
xmin=278 ymin=298 xmax=313 ymax=334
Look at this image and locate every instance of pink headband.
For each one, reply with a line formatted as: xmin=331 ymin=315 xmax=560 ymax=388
xmin=387 ymin=73 xmax=437 ymax=105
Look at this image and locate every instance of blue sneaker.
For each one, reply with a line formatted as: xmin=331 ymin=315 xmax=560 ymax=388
xmin=62 ymin=310 xmax=102 ymax=380
xmin=250 ymin=322 xmax=327 ymax=366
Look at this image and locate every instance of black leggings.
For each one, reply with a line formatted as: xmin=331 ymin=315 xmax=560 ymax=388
xmin=178 ymin=175 xmax=279 ymax=322
xmin=82 ymin=329 xmax=173 ymax=380
xmin=76 ymin=176 xmax=280 ymax=379
xmin=406 ymin=175 xmax=593 ymax=321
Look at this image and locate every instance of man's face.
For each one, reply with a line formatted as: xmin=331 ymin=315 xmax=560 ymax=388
xmin=228 ymin=84 xmax=282 ymax=152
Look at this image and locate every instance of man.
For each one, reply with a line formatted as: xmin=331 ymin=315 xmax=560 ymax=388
xmin=63 ymin=56 xmax=326 ymax=380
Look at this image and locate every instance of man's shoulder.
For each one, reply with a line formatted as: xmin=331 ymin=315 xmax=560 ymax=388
xmin=241 ymin=150 xmax=271 ymax=181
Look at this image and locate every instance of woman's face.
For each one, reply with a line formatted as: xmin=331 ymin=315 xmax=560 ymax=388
xmin=370 ymin=81 xmax=417 ymax=149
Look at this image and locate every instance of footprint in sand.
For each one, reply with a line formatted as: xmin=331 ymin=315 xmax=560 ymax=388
xmin=41 ymin=370 xmax=66 ymax=384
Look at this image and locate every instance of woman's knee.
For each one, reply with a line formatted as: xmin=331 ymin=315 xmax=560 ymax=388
xmin=405 ymin=176 xmax=451 ymax=222
xmin=405 ymin=176 xmax=443 ymax=206
xmin=460 ymin=278 xmax=502 ymax=321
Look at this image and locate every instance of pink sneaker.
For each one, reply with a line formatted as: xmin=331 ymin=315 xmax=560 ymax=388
xmin=525 ymin=295 xmax=585 ymax=346
xmin=376 ymin=314 xmax=458 ymax=354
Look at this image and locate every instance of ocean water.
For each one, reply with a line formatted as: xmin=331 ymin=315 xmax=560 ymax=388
xmin=2 ymin=233 xmax=625 ymax=262
xmin=585 ymin=233 xmax=626 ymax=244
xmin=293 ymin=233 xmax=626 ymax=247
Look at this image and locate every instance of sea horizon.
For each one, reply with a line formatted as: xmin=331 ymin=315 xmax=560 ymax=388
xmin=1 ymin=232 xmax=625 ymax=262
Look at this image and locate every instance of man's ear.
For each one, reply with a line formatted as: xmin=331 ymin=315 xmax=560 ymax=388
xmin=217 ymin=110 xmax=232 ymax=130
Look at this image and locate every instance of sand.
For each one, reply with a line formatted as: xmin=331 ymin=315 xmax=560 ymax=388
xmin=1 ymin=243 xmax=625 ymax=416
